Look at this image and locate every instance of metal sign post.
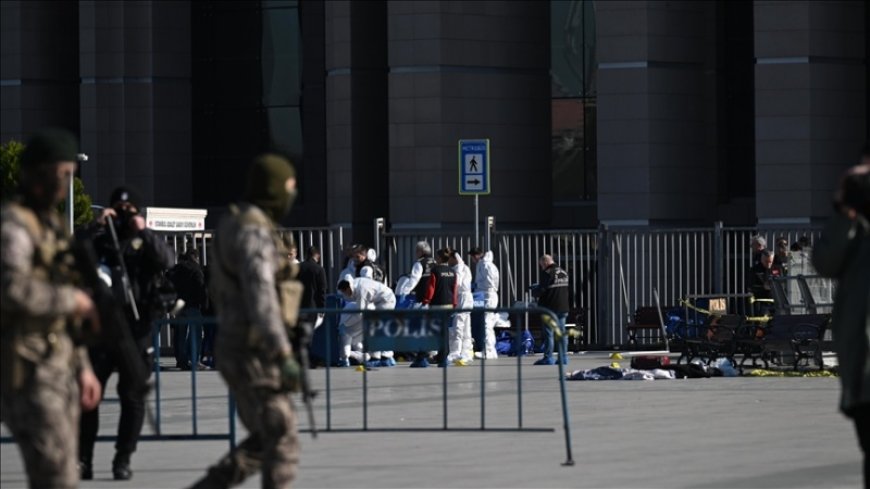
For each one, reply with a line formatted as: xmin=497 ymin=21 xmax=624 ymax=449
xmin=67 ymin=153 xmax=88 ymax=234
xmin=458 ymin=139 xmax=490 ymax=247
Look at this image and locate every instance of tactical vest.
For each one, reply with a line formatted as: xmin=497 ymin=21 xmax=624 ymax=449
xmin=356 ymin=259 xmax=386 ymax=283
xmin=1 ymin=203 xmax=75 ymax=392
xmin=413 ymin=256 xmax=436 ymax=302
xmin=0 ymin=203 xmax=72 ymax=334
xmin=428 ymin=263 xmax=457 ymax=306
xmin=226 ymin=204 xmax=302 ymax=346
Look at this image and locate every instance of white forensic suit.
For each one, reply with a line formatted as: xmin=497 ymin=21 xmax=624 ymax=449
xmin=339 ymin=300 xmax=367 ymax=365
xmin=449 ymin=255 xmax=475 ymax=364
xmin=345 ymin=276 xmax=396 ymax=362
xmin=475 ymin=250 xmax=500 ymax=359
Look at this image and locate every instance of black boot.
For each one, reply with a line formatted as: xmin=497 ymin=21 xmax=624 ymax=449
xmin=78 ymin=460 xmax=93 ymax=481
xmin=112 ymin=452 xmax=133 ymax=480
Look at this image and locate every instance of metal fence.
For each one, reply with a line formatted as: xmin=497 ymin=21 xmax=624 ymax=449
xmin=376 ymin=217 xmax=829 ymax=347
xmin=492 ymin=230 xmax=600 ymax=342
xmin=157 ymin=226 xmax=346 ymax=286
xmin=153 ymin=219 xmax=829 ymax=348
xmin=374 ymin=230 xmax=481 ymax=288
xmin=602 ymin=228 xmax=715 ymax=345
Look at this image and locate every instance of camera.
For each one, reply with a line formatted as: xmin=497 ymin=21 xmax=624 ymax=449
xmin=111 ymin=207 xmax=140 ymax=234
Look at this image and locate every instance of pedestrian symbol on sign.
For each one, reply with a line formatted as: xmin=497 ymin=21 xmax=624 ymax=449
xmin=465 ymin=154 xmax=483 ymax=175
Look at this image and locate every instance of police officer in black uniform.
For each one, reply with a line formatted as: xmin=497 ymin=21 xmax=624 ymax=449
xmin=78 ymin=186 xmax=175 ymax=481
xmin=533 ymin=254 xmax=570 ymax=366
xmin=416 ymin=248 xmax=457 ymax=367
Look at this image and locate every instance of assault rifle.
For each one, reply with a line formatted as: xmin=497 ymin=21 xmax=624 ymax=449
xmin=293 ymin=321 xmax=317 ymax=438
xmin=105 ymin=216 xmax=140 ymax=321
xmin=70 ymin=232 xmax=151 ymax=397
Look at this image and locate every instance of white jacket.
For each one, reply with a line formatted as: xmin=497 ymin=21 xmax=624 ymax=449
xmin=452 ymin=256 xmax=475 ymax=309
xmin=339 ymin=258 xmax=357 ymax=287
xmin=396 ymin=260 xmax=422 ymax=296
xmin=475 ymin=250 xmax=499 ymax=293
xmin=352 ymin=276 xmax=396 ymax=310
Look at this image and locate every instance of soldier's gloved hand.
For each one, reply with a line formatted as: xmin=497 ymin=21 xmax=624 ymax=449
xmin=280 ymin=355 xmax=302 ymax=392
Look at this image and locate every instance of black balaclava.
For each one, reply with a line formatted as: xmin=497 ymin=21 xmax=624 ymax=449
xmin=242 ymin=153 xmax=297 ymax=222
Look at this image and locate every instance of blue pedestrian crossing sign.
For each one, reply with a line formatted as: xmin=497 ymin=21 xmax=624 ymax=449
xmin=458 ymin=139 xmax=490 ymax=195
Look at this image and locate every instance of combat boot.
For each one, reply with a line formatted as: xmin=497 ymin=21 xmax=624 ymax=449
xmin=78 ymin=461 xmax=93 ymax=481
xmin=112 ymin=452 xmax=133 ymax=480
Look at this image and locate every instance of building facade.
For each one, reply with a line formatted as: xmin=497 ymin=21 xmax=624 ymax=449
xmin=2 ymin=1 xmax=867 ymax=242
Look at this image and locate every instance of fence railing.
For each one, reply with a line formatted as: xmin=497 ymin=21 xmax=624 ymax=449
xmin=377 ymin=218 xmax=829 ymax=346
xmin=153 ymin=218 xmax=829 ymax=348
xmin=157 ymin=226 xmax=345 ymax=286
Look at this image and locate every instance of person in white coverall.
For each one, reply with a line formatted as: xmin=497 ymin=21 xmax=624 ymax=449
xmin=337 ymin=300 xmax=366 ymax=366
xmin=355 ymin=264 xmax=394 ymax=364
xmin=448 ymin=251 xmax=475 ymax=365
xmin=338 ymin=275 xmax=397 ymax=367
xmin=469 ymin=247 xmax=500 ymax=359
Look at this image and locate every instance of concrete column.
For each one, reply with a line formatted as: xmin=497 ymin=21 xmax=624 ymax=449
xmin=596 ymin=1 xmax=718 ymax=226
xmin=325 ymin=0 xmax=389 ymax=244
xmin=1 ymin=0 xmax=79 ymax=143
xmin=386 ymin=1 xmax=550 ymax=229
xmin=754 ymin=0 xmax=866 ymax=224
xmin=79 ymin=0 xmax=191 ymax=207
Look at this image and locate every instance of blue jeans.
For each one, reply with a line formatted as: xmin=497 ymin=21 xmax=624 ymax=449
xmin=542 ymin=312 xmax=568 ymax=360
xmin=173 ymin=307 xmax=201 ymax=367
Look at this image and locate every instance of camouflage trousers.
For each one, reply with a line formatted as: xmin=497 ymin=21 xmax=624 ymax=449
xmin=191 ymin=347 xmax=298 ymax=489
xmin=1 ymin=349 xmax=81 ymax=488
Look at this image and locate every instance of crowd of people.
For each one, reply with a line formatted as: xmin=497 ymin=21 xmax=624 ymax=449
xmin=1 ymin=129 xmax=308 ymax=487
xmin=747 ymin=233 xmax=822 ymax=312
xmin=334 ymin=242 xmax=497 ymax=368
xmin=9 ymin=127 xmax=859 ymax=489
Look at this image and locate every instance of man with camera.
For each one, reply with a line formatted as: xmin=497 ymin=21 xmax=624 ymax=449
xmin=78 ymin=186 xmax=175 ymax=481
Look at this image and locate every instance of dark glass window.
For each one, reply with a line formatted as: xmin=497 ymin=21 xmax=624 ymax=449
xmin=192 ymin=1 xmax=303 ymax=206
xmin=550 ymin=0 xmax=596 ymax=201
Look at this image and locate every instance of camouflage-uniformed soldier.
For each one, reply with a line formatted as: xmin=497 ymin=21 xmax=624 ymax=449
xmin=1 ymin=128 xmax=102 ymax=489
xmin=189 ymin=153 xmax=302 ymax=489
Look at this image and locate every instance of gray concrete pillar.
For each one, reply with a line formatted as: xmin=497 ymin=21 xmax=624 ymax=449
xmin=78 ymin=0 xmax=191 ymax=207
xmin=754 ymin=0 xmax=867 ymax=225
xmin=596 ymin=1 xmax=718 ymax=226
xmin=386 ymin=1 xmax=550 ymax=229
xmin=0 ymin=0 xmax=79 ymax=143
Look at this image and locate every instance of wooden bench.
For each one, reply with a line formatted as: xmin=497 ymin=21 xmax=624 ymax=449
xmin=626 ymin=307 xmax=665 ymax=348
xmin=680 ymin=314 xmax=743 ymax=366
xmin=738 ymin=314 xmax=830 ymax=371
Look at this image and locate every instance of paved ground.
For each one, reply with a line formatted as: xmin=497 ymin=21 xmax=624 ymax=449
xmin=1 ymin=352 xmax=862 ymax=488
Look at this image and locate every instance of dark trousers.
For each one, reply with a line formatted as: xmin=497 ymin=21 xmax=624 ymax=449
xmin=201 ymin=323 xmax=216 ymax=364
xmin=79 ymin=335 xmax=152 ymax=464
xmin=541 ymin=312 xmax=569 ymax=359
xmin=853 ymin=404 xmax=870 ymax=486
xmin=173 ymin=307 xmax=202 ymax=367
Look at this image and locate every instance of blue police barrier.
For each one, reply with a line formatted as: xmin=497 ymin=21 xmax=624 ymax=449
xmin=300 ymin=304 xmax=575 ymax=467
xmin=308 ymin=294 xmax=343 ymax=367
xmin=0 ymin=316 xmax=237 ymax=449
xmin=149 ymin=317 xmax=236 ymax=448
xmin=2 ymin=307 xmax=574 ymax=466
